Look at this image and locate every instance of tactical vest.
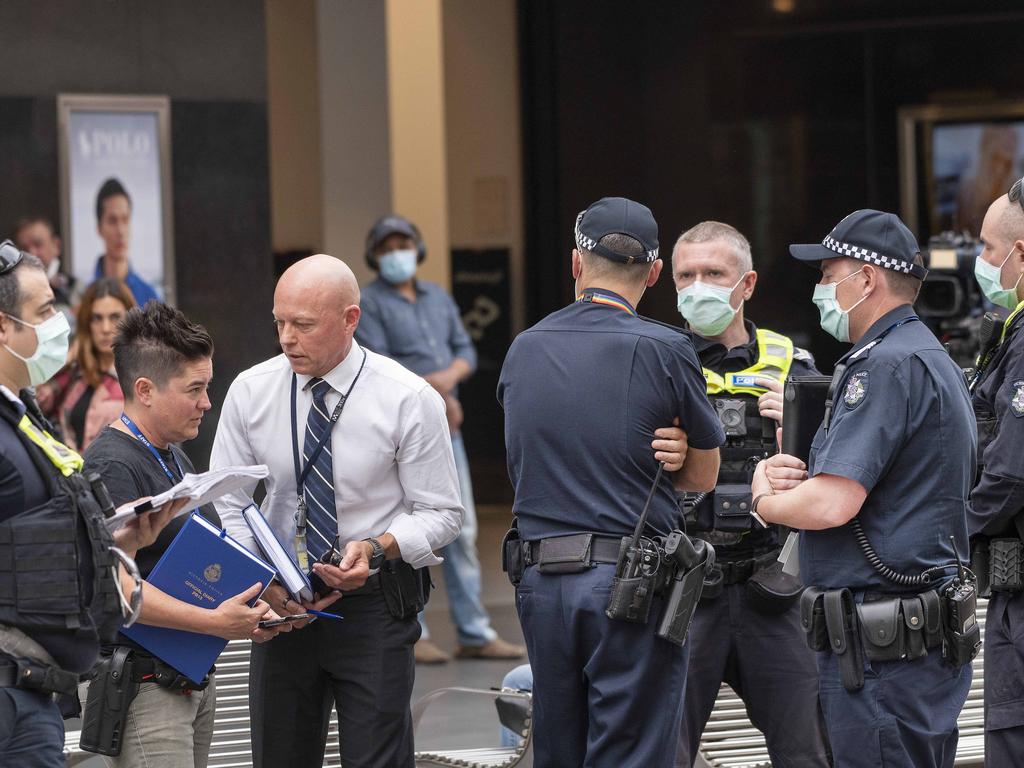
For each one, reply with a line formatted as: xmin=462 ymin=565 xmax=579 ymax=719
xmin=0 ymin=399 xmax=122 ymax=674
xmin=689 ymin=329 xmax=794 ymax=540
xmin=974 ymin=302 xmax=1024 ymax=475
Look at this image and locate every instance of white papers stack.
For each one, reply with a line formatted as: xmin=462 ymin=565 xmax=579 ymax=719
xmin=105 ymin=464 xmax=270 ymax=533
xmin=242 ymin=503 xmax=314 ymax=603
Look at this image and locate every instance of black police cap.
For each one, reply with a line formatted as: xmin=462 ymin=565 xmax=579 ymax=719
xmin=574 ymin=197 xmax=659 ymax=264
xmin=789 ymin=209 xmax=928 ymax=280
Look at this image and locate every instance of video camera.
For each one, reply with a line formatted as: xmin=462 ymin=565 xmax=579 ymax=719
xmin=917 ymin=231 xmax=985 ymax=366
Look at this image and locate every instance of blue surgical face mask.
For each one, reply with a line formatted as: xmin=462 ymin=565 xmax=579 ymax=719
xmin=812 ymin=268 xmax=868 ymax=343
xmin=3 ymin=311 xmax=71 ymax=386
xmin=676 ymin=274 xmax=747 ymax=337
xmin=975 ymin=247 xmax=1023 ymax=310
xmin=378 ymin=249 xmax=418 ymax=285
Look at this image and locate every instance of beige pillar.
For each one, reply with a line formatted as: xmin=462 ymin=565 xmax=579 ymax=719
xmin=265 ymin=0 xmax=323 ymax=252
xmin=385 ymin=0 xmax=450 ymax=288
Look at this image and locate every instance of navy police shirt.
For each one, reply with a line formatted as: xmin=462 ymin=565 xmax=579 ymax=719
xmin=498 ymin=289 xmax=725 ymax=541
xmin=968 ymin=305 xmax=1024 ymax=537
xmin=802 ymin=305 xmax=975 ymax=591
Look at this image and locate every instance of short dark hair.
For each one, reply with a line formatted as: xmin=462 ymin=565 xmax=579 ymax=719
xmin=114 ymin=301 xmax=214 ymax=400
xmin=580 ymin=233 xmax=652 ymax=285
xmin=13 ymin=216 xmax=57 ymax=241
xmin=886 ymin=252 xmax=926 ymax=302
xmin=0 ymin=253 xmax=45 ymax=317
xmin=96 ymin=178 xmax=131 ymax=223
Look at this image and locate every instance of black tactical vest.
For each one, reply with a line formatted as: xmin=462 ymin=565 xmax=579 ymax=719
xmin=0 ymin=404 xmax=122 ymax=666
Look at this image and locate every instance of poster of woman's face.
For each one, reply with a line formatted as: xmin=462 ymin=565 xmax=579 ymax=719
xmin=58 ymin=95 xmax=174 ymax=302
xmin=932 ymin=122 xmax=1024 ymax=238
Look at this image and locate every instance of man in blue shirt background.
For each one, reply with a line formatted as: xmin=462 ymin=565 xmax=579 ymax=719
xmin=356 ymin=214 xmax=524 ymax=664
xmin=92 ymin=178 xmax=160 ymax=307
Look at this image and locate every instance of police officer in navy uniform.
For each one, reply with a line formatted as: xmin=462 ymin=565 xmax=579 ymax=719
xmin=750 ymin=211 xmax=976 ymax=768
xmin=670 ymin=222 xmax=829 ymax=767
xmin=965 ymin=178 xmax=1024 ymax=763
xmin=0 ymin=241 xmax=176 ymax=766
xmin=498 ymin=197 xmax=724 ymax=767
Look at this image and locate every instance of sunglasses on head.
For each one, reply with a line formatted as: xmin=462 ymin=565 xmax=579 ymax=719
xmin=0 ymin=240 xmax=25 ymax=276
xmin=1010 ymin=177 xmax=1024 ymax=214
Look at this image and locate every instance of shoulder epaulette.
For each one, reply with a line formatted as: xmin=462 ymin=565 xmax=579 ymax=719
xmin=636 ymin=314 xmax=693 ymax=339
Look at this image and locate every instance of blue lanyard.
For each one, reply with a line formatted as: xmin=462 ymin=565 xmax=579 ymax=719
xmin=119 ymin=413 xmax=185 ymax=484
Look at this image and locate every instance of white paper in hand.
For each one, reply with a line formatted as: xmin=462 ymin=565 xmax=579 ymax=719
xmin=105 ymin=464 xmax=270 ymax=532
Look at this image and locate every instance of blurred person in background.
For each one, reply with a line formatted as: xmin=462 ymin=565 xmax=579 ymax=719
xmin=13 ymin=215 xmax=78 ymax=325
xmin=357 ymin=215 xmax=523 ymax=664
xmin=38 ymin=278 xmax=135 ymax=451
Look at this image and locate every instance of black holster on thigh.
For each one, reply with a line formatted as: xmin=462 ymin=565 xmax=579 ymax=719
xmin=80 ymin=647 xmax=139 ymax=757
xmin=380 ymin=560 xmax=432 ymax=620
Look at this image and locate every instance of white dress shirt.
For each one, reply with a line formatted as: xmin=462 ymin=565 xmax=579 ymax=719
xmin=210 ymin=340 xmax=463 ymax=569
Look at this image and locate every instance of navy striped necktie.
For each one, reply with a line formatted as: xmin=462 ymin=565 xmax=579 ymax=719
xmin=302 ymin=377 xmax=337 ymax=563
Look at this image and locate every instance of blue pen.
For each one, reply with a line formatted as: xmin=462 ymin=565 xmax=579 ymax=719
xmin=307 ymin=609 xmax=344 ymax=621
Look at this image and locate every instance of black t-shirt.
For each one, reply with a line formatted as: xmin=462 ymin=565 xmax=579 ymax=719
xmin=83 ymin=427 xmax=220 ymax=578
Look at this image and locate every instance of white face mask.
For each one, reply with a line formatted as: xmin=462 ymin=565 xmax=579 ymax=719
xmin=3 ymin=312 xmax=71 ymax=386
xmin=378 ymin=249 xmax=418 ymax=284
xmin=812 ymin=268 xmax=869 ymax=343
xmin=676 ymin=274 xmax=747 ymax=337
xmin=974 ymin=247 xmax=1023 ymax=310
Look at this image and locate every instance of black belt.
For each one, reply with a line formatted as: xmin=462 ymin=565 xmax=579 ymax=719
xmin=102 ymin=646 xmax=212 ymax=691
xmin=712 ymin=550 xmax=781 ymax=586
xmin=522 ymin=534 xmax=622 ymax=569
xmin=340 ymin=570 xmax=384 ymax=596
xmin=0 ymin=658 xmax=78 ymax=696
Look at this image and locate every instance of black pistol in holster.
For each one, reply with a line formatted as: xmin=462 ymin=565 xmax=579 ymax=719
xmin=80 ymin=647 xmax=139 ymax=756
xmin=656 ymin=531 xmax=715 ymax=646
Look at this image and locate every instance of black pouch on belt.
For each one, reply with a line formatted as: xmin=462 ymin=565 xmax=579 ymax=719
xmin=800 ymin=587 xmax=828 ymax=651
xmin=537 ymin=534 xmax=594 ymax=574
xmin=712 ymin=484 xmax=755 ymax=533
xmin=80 ymin=647 xmax=139 ymax=756
xmin=380 ymin=560 xmax=432 ymax=620
xmin=970 ymin=539 xmax=992 ymax=598
xmin=856 ymin=597 xmax=905 ymax=663
xmin=746 ymin=555 xmax=803 ymax=615
xmin=989 ymin=538 xmax=1024 ymax=592
xmin=824 ymin=588 xmax=864 ymax=692
xmin=501 ymin=523 xmax=524 ymax=586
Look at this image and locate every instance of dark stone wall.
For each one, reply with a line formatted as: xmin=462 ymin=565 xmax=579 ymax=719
xmin=518 ymin=0 xmax=1024 ymax=367
xmin=0 ymin=0 xmax=275 ymax=465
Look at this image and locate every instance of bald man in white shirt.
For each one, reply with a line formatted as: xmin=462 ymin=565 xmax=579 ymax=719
xmin=211 ymin=255 xmax=463 ymax=768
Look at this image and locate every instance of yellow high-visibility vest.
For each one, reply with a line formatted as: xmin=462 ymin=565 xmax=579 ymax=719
xmin=702 ymin=328 xmax=794 ymax=396
xmin=17 ymin=414 xmax=84 ymax=476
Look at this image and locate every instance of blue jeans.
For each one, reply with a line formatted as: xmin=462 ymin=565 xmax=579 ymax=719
xmin=500 ymin=664 xmax=534 ymax=747
xmin=0 ymin=688 xmax=64 ymax=767
xmin=419 ymin=433 xmax=496 ymax=646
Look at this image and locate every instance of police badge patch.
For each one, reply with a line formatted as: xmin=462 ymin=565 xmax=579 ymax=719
xmin=1011 ymin=381 xmax=1024 ymax=417
xmin=844 ymin=371 xmax=868 ymax=408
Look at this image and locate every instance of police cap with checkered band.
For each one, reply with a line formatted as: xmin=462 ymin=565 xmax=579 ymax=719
xmin=789 ymin=209 xmax=928 ymax=280
xmin=574 ymin=197 xmax=660 ymax=264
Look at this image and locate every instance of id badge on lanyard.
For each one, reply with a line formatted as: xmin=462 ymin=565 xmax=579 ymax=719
xmin=289 ymin=349 xmax=367 ymax=571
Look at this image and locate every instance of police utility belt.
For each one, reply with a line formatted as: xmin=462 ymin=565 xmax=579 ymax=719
xmin=800 ymin=585 xmax=979 ymax=692
xmin=503 ymin=464 xmax=716 ymax=647
xmin=80 ymin=645 xmax=212 ymax=757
